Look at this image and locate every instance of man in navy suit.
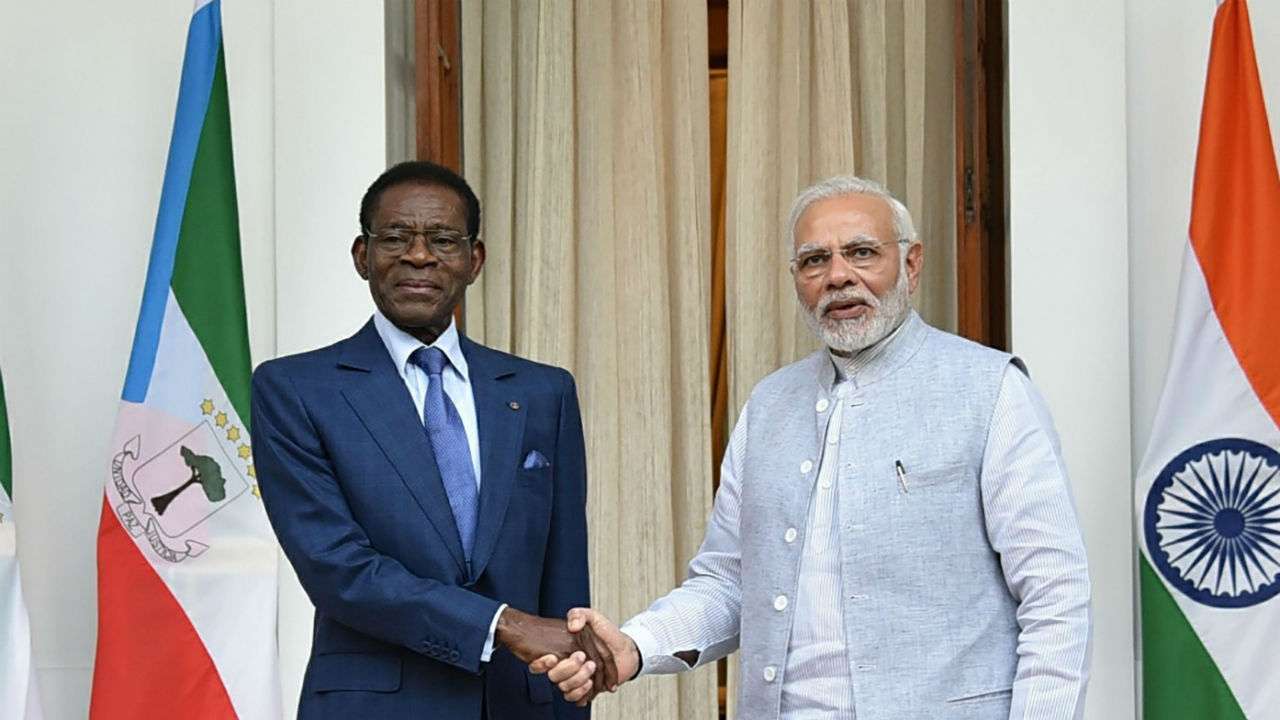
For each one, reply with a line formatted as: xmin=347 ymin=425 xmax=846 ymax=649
xmin=251 ymin=161 xmax=601 ymax=718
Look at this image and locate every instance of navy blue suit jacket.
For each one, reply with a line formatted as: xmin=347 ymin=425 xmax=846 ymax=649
xmin=250 ymin=320 xmax=590 ymax=719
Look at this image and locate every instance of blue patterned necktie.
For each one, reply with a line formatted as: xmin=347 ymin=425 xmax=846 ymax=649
xmin=409 ymin=346 xmax=478 ymax=564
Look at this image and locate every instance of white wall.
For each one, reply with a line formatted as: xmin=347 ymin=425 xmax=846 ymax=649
xmin=1007 ymin=2 xmax=1134 ymax=718
xmin=0 ymin=2 xmax=383 ymax=718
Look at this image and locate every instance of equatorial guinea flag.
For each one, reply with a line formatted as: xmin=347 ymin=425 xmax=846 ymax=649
xmin=90 ymin=1 xmax=280 ymax=718
xmin=0 ymin=370 xmax=43 ymax=719
xmin=1136 ymin=0 xmax=1280 ymax=718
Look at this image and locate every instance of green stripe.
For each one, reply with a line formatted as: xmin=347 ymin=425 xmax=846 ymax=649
xmin=1140 ymin=556 xmax=1246 ymax=719
xmin=0 ymin=369 xmax=10 ymax=500
xmin=170 ymin=44 xmax=252 ymax=427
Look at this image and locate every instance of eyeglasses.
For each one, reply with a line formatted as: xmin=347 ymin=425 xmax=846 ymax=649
xmin=791 ymin=238 xmax=909 ymax=278
xmin=364 ymin=228 xmax=474 ymax=259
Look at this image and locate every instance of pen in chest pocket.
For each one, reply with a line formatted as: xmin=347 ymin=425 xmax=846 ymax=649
xmin=895 ymin=460 xmax=909 ymax=494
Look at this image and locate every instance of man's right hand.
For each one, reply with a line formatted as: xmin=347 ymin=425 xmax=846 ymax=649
xmin=530 ymin=608 xmax=640 ymax=703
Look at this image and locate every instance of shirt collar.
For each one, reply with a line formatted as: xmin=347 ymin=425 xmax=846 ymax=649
xmin=372 ymin=308 xmax=470 ymax=382
xmin=825 ymin=310 xmax=927 ymax=388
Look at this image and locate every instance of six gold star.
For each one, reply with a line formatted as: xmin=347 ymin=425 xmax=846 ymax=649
xmin=198 ymin=401 xmax=259 ymax=491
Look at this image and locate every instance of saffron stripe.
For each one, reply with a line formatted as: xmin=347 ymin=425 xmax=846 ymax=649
xmin=1188 ymin=0 xmax=1280 ymax=428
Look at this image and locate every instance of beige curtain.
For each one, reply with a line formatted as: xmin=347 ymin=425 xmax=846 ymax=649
xmin=724 ymin=2 xmax=955 ymax=715
xmin=461 ymin=2 xmax=717 ymax=719
xmin=726 ymin=0 xmax=956 ymax=418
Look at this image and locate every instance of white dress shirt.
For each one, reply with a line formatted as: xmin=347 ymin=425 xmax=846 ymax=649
xmin=372 ymin=310 xmax=506 ymax=662
xmin=623 ymin=327 xmax=1091 ymax=719
xmin=781 ymin=378 xmax=853 ymax=718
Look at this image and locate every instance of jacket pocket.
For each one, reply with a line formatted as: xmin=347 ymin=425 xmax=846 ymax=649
xmin=310 ymin=652 xmax=403 ymax=693
xmin=946 ymin=687 xmax=1013 ymax=705
xmin=900 ymin=462 xmax=972 ymax=490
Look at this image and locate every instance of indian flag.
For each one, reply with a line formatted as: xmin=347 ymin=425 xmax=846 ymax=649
xmin=1136 ymin=1 xmax=1280 ymax=718
xmin=0 ymin=370 xmax=43 ymax=719
xmin=89 ymin=1 xmax=280 ymax=718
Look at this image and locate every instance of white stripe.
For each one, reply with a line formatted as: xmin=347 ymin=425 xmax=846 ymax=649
xmin=0 ymin=519 xmax=43 ymax=719
xmin=1137 ymin=246 xmax=1280 ymax=719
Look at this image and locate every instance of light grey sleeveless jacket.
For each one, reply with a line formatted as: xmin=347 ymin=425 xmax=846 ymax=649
xmin=736 ymin=312 xmax=1020 ymax=719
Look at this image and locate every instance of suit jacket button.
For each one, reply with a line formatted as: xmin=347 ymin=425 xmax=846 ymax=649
xmin=450 ymin=651 xmax=460 ymax=661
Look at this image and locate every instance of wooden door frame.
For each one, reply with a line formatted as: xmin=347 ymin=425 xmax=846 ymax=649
xmin=415 ymin=0 xmax=462 ymax=170
xmin=954 ymin=0 xmax=1009 ymax=350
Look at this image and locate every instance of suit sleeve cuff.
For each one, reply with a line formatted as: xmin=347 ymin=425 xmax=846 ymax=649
xmin=481 ymin=603 xmax=508 ymax=663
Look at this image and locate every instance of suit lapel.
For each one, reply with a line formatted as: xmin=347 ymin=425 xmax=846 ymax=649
xmin=337 ymin=321 xmax=467 ymax=575
xmin=462 ymin=338 xmax=525 ymax=581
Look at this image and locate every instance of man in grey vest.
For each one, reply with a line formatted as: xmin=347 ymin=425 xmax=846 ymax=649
xmin=537 ymin=176 xmax=1092 ymax=719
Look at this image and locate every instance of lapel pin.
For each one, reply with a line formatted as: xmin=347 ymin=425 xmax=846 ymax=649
xmin=508 ymin=401 xmax=521 ymax=411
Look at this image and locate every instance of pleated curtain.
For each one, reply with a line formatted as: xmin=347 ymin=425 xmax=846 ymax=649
xmin=461 ymin=2 xmax=717 ymax=719
xmin=726 ymin=0 xmax=957 ymax=422
xmin=459 ymin=1 xmax=956 ymax=717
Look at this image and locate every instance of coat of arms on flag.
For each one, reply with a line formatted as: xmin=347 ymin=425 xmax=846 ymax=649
xmin=107 ymin=395 xmax=255 ymax=563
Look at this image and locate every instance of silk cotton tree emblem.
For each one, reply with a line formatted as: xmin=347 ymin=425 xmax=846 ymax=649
xmin=1144 ymin=438 xmax=1280 ymax=608
xmin=108 ymin=398 xmax=254 ymax=562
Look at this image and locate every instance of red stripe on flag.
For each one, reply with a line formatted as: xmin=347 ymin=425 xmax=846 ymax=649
xmin=90 ymin=497 xmax=237 ymax=719
xmin=1190 ymin=0 xmax=1280 ymax=427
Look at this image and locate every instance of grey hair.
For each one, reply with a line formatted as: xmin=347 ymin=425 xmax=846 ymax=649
xmin=786 ymin=175 xmax=918 ymax=257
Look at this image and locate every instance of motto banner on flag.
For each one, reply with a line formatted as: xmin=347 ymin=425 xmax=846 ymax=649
xmin=89 ymin=1 xmax=281 ymax=718
xmin=1136 ymin=1 xmax=1280 ymax=718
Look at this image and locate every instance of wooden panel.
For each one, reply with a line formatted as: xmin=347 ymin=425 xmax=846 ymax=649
xmin=954 ymin=0 xmax=1008 ymax=349
xmin=415 ymin=0 xmax=461 ymax=170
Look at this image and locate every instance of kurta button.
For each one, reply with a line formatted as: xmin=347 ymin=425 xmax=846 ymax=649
xmin=800 ymin=460 xmax=813 ymax=474
xmin=763 ymin=666 xmax=777 ymax=682
xmin=774 ymin=595 xmax=788 ymax=611
xmin=784 ymin=528 xmax=798 ymax=543
xmin=816 ymin=398 xmax=829 ymax=412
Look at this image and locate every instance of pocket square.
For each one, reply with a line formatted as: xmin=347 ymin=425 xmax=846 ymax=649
xmin=522 ymin=450 xmax=551 ymax=470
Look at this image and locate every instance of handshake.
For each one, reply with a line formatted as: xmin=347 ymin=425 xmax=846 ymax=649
xmin=496 ymin=607 xmax=638 ymax=706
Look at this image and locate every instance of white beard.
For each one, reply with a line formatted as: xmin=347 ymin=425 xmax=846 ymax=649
xmin=800 ymin=265 xmax=912 ymax=354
